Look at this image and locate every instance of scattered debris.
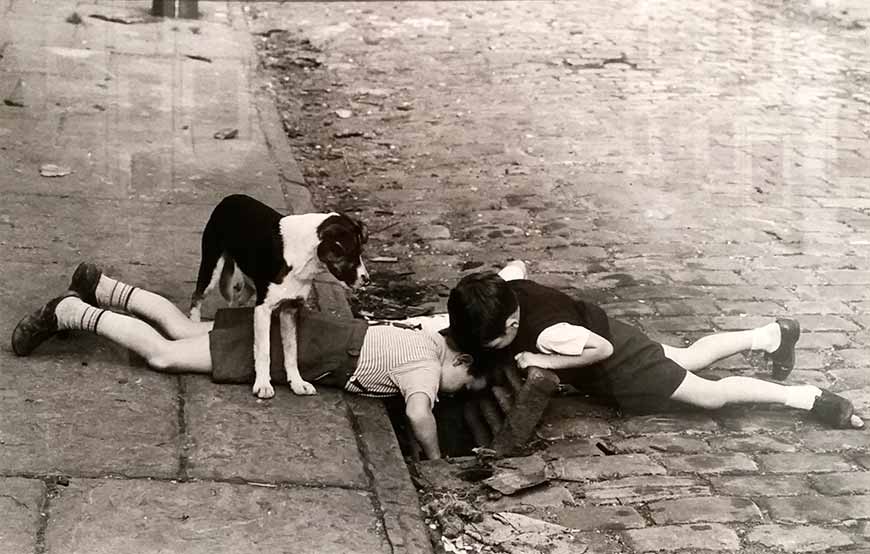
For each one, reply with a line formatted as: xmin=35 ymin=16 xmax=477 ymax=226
xmin=461 ymin=260 xmax=484 ymax=271
xmin=4 ymin=79 xmax=26 ymax=107
xmin=371 ymin=256 xmax=399 ymax=263
xmin=247 ymin=481 xmax=278 ymax=488
xmin=469 ymin=513 xmax=582 ymax=552
xmin=334 ymin=129 xmax=363 ymax=138
xmin=47 ymin=475 xmax=71 ymax=487
xmin=39 ymin=164 xmax=72 ymax=177
xmin=213 ymin=128 xmax=239 ymax=140
xmin=396 ymin=102 xmax=414 ymax=111
xmin=190 ymin=26 xmax=201 ymax=35
xmin=483 ymin=455 xmax=549 ymax=495
xmin=335 ymin=109 xmax=353 ymax=119
xmin=66 ymin=12 xmax=83 ymax=25
xmin=282 ymin=120 xmax=304 ymax=138
xmin=89 ymin=13 xmax=153 ymax=25
xmin=256 ymin=29 xmax=287 ymax=38
xmin=562 ymin=52 xmax=638 ymax=70
xmin=186 ymin=54 xmax=212 ymax=63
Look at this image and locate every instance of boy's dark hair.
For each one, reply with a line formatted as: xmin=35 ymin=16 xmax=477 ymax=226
xmin=446 ymin=271 xmax=518 ymax=357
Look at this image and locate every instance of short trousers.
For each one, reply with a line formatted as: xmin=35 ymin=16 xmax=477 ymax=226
xmin=208 ymin=306 xmax=368 ymax=388
xmin=553 ymin=319 xmax=688 ymax=414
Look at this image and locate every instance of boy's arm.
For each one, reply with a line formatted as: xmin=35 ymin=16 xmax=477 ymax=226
xmin=405 ymin=392 xmax=441 ymax=460
xmin=389 ymin=358 xmax=442 ymax=460
xmin=518 ymin=327 xmax=613 ymax=370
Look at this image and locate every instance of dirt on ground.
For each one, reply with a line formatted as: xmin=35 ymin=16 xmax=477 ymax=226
xmin=256 ymin=30 xmax=450 ymax=319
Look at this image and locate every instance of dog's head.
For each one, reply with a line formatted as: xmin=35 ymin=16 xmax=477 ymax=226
xmin=316 ymin=213 xmax=370 ymax=288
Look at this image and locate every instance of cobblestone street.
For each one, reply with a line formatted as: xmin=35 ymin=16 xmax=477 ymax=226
xmin=247 ymin=1 xmax=870 ymax=552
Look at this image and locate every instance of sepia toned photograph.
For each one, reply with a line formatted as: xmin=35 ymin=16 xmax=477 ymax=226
xmin=2 ymin=0 xmax=869 ymax=552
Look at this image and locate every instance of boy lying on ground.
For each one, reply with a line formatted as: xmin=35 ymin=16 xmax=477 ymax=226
xmin=11 ymin=262 xmax=490 ymax=460
xmin=446 ymin=261 xmax=864 ymax=429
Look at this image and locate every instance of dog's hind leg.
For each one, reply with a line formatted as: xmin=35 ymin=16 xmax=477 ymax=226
xmin=222 ymin=265 xmax=255 ymax=308
xmin=189 ymin=231 xmax=225 ymax=322
xmin=234 ymin=276 xmax=256 ymax=307
xmin=218 ymin=256 xmax=238 ymax=304
xmin=280 ymin=306 xmax=316 ymax=396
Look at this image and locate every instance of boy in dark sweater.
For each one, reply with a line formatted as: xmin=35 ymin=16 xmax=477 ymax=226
xmin=446 ymin=261 xmax=863 ymax=429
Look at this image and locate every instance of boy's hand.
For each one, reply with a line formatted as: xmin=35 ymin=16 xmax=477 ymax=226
xmin=515 ymin=351 xmax=551 ymax=370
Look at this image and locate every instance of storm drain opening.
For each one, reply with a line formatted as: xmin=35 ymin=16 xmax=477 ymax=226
xmin=384 ymin=365 xmax=561 ymax=460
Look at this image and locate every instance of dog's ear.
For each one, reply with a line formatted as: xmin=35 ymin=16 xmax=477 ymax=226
xmin=339 ymin=213 xmax=368 ymax=245
xmin=356 ymin=219 xmax=368 ymax=244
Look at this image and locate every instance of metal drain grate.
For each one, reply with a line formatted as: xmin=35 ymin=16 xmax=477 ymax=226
xmin=464 ymin=365 xmax=560 ymax=456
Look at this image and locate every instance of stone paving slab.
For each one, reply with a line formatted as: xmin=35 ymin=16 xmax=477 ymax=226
xmin=0 ymin=355 xmax=178 ymax=477
xmin=709 ymin=475 xmax=814 ymax=498
xmin=0 ymin=194 xmax=206 ymax=266
xmin=747 ymin=524 xmax=854 ymax=553
xmin=0 ymin=477 xmax=44 ymax=554
xmin=74 ymin=3 xmax=254 ymax=60
xmin=346 ymin=395 xmax=432 ymax=554
xmin=2 ymin=133 xmax=280 ymax=204
xmin=184 ymin=377 xmax=368 ymax=488
xmin=44 ymin=478 xmax=389 ymax=554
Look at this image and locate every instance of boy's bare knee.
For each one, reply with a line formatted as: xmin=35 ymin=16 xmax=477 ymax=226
xmin=702 ymin=376 xmax=749 ymax=409
xmin=146 ymin=348 xmax=176 ymax=372
xmin=672 ymin=375 xmax=727 ymax=409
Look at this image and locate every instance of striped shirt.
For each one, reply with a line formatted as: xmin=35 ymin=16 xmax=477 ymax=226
xmin=345 ymin=324 xmax=447 ymax=407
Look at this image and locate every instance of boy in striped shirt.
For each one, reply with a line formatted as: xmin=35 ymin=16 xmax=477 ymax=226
xmin=12 ymin=263 xmax=487 ymax=460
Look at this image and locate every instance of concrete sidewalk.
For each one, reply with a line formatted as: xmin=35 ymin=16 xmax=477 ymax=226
xmin=0 ymin=1 xmax=429 ymax=553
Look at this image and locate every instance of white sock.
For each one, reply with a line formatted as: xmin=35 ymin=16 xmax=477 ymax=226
xmin=751 ymin=322 xmax=780 ymax=352
xmin=785 ymin=385 xmax=822 ymax=410
xmin=56 ymin=296 xmax=107 ymax=333
xmin=95 ymin=275 xmax=138 ymax=311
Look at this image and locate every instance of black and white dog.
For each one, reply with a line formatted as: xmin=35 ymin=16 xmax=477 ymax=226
xmin=189 ymin=194 xmax=369 ymax=399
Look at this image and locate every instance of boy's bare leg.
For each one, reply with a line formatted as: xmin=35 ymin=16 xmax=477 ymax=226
xmin=125 ymin=288 xmax=212 ymax=340
xmin=54 ymin=296 xmax=212 ymax=373
xmin=670 ymin=371 xmax=863 ymax=428
xmin=71 ymin=263 xmax=212 ymax=340
xmin=662 ymin=323 xmax=780 ymax=372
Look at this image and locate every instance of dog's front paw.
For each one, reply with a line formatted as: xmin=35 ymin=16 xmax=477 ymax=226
xmin=252 ymin=379 xmax=275 ymax=399
xmin=289 ymin=379 xmax=317 ymax=396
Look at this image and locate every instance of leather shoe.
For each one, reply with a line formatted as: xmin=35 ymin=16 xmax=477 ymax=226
xmin=11 ymin=292 xmax=77 ymax=356
xmin=810 ymin=390 xmax=860 ymax=429
xmin=68 ymin=262 xmax=101 ymax=306
xmin=767 ymin=318 xmax=800 ymax=380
